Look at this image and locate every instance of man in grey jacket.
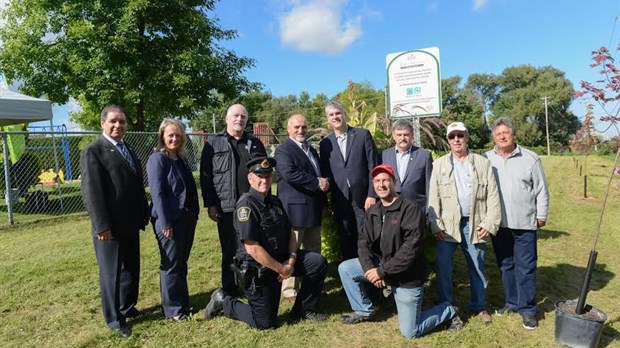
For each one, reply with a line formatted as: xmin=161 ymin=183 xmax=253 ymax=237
xmin=484 ymin=118 xmax=549 ymax=330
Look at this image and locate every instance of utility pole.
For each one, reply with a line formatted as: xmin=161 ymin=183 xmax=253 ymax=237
xmin=542 ymin=96 xmax=551 ymax=156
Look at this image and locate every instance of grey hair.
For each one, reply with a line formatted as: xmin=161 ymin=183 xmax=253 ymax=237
xmin=100 ymin=105 xmax=127 ymax=123
xmin=226 ymin=104 xmax=248 ymax=118
xmin=325 ymin=100 xmax=346 ymax=116
xmin=391 ymin=119 xmax=413 ymax=133
xmin=155 ymin=118 xmax=187 ymax=157
xmin=492 ymin=117 xmax=517 ymax=136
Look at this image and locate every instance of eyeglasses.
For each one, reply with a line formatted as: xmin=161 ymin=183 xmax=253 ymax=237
xmin=448 ymin=133 xmax=466 ymax=140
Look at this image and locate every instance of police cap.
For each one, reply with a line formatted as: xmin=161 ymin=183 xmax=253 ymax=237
xmin=247 ymin=156 xmax=276 ymax=176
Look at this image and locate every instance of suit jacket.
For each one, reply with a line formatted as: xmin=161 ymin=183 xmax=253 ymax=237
xmin=80 ymin=136 xmax=149 ymax=238
xmin=146 ymin=151 xmax=199 ymax=230
xmin=381 ymin=145 xmax=433 ymax=214
xmin=319 ymin=126 xmax=378 ymax=211
xmin=274 ymin=138 xmax=325 ymax=228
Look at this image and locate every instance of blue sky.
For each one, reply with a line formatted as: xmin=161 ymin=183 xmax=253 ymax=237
xmin=210 ymin=0 xmax=620 ymax=136
xmin=19 ymin=0 xmax=620 ymax=135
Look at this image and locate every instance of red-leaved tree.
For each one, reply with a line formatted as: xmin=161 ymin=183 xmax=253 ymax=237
xmin=575 ymin=45 xmax=620 ymax=138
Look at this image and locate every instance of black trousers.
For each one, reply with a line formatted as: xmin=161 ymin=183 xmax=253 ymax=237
xmin=222 ymin=250 xmax=327 ymax=329
xmin=93 ymin=233 xmax=140 ymax=330
xmin=216 ymin=212 xmax=238 ymax=294
xmin=333 ymin=197 xmax=366 ymax=261
xmin=153 ymin=209 xmax=197 ymax=318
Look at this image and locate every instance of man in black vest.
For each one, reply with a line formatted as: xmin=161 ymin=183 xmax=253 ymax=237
xmin=200 ymin=104 xmax=266 ymax=295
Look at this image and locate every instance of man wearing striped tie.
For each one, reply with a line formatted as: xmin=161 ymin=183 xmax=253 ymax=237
xmin=274 ymin=114 xmax=329 ymax=303
xmin=80 ymin=105 xmax=149 ymax=338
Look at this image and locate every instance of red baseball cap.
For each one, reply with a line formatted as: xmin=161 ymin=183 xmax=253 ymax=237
xmin=371 ymin=164 xmax=395 ymax=178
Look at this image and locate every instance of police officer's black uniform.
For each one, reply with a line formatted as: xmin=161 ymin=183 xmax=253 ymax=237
xmin=214 ymin=157 xmax=328 ymax=329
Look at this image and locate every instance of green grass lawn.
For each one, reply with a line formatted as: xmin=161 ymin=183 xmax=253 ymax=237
xmin=0 ymin=155 xmax=619 ymax=347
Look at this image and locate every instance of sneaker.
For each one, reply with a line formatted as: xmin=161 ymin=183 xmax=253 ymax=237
xmin=477 ymin=310 xmax=492 ymax=324
xmin=496 ymin=306 xmax=516 ymax=316
xmin=340 ymin=312 xmax=372 ymax=325
xmin=522 ymin=315 xmax=537 ymax=329
xmin=171 ymin=314 xmax=189 ymax=322
xmin=447 ymin=314 xmax=464 ymax=332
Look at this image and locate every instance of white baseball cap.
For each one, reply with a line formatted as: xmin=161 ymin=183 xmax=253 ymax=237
xmin=446 ymin=122 xmax=468 ymax=137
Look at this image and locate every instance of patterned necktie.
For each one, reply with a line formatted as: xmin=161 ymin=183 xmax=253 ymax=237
xmin=303 ymin=143 xmax=320 ymax=176
xmin=117 ymin=142 xmax=136 ymax=172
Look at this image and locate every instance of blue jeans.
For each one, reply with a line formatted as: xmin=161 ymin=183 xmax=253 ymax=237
xmin=435 ymin=218 xmax=488 ymax=312
xmin=338 ymin=258 xmax=376 ymax=316
xmin=394 ymin=286 xmax=455 ymax=338
xmin=492 ymin=228 xmax=538 ymax=316
xmin=339 ymin=258 xmax=455 ymax=338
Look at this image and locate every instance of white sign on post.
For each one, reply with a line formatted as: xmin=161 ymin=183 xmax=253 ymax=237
xmin=386 ymin=47 xmax=441 ymax=118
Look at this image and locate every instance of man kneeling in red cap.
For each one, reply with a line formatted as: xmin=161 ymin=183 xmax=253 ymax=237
xmin=338 ymin=164 xmax=463 ymax=338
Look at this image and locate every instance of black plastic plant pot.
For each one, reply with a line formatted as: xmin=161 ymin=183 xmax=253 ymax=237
xmin=555 ymin=300 xmax=607 ymax=348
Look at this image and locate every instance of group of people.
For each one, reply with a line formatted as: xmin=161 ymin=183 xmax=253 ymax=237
xmin=80 ymin=101 xmax=549 ymax=339
xmin=81 ymin=107 xmax=200 ymax=337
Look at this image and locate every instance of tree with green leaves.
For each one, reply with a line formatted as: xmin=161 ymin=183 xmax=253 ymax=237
xmin=441 ymin=76 xmax=488 ymax=149
xmin=464 ymin=73 xmax=500 ymax=125
xmin=490 ymin=65 xmax=579 ymax=147
xmin=0 ymin=0 xmax=256 ymax=131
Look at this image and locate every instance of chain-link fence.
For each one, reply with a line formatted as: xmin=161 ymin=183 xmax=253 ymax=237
xmin=0 ymin=130 xmax=283 ymax=228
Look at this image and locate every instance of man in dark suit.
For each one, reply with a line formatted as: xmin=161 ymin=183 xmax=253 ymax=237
xmin=80 ymin=105 xmax=149 ymax=338
xmin=381 ymin=119 xmax=433 ymax=215
xmin=275 ymin=114 xmax=329 ymax=302
xmin=319 ymin=101 xmax=378 ymax=261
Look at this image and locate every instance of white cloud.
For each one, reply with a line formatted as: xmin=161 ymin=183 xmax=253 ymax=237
xmin=472 ymin=0 xmax=489 ymax=11
xmin=279 ymin=0 xmax=362 ymax=55
xmin=65 ymin=97 xmax=82 ymax=114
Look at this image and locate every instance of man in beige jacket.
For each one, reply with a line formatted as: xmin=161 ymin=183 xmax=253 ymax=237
xmin=428 ymin=122 xmax=501 ymax=324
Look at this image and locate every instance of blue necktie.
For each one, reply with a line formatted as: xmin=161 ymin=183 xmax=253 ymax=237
xmin=303 ymin=144 xmax=320 ymax=176
xmin=117 ymin=142 xmax=136 ymax=172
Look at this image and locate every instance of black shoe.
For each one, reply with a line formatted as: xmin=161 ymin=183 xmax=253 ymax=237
xmin=304 ymin=311 xmax=327 ymax=322
xmin=340 ymin=312 xmax=372 ymax=325
xmin=125 ymin=307 xmax=141 ymax=318
xmin=112 ymin=326 xmax=132 ymax=338
xmin=447 ymin=314 xmax=464 ymax=332
xmin=204 ymin=288 xmax=225 ymax=320
xmin=522 ymin=315 xmax=537 ymax=329
xmin=496 ymin=306 xmax=516 ymax=316
xmin=290 ymin=310 xmax=327 ymax=322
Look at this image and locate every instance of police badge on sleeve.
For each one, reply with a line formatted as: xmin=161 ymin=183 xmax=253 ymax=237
xmin=237 ymin=206 xmax=251 ymax=221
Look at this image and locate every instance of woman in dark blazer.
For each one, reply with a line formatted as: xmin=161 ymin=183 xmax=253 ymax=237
xmin=147 ymin=118 xmax=199 ymax=322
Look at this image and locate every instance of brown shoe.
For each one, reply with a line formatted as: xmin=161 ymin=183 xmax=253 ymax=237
xmin=478 ymin=310 xmax=492 ymax=324
xmin=285 ymin=296 xmax=297 ymax=303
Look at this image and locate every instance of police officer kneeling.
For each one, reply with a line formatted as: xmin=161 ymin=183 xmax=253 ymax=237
xmin=204 ymin=156 xmax=328 ymax=329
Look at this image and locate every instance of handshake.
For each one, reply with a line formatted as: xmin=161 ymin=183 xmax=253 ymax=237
xmin=318 ymin=177 xmax=330 ymax=192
